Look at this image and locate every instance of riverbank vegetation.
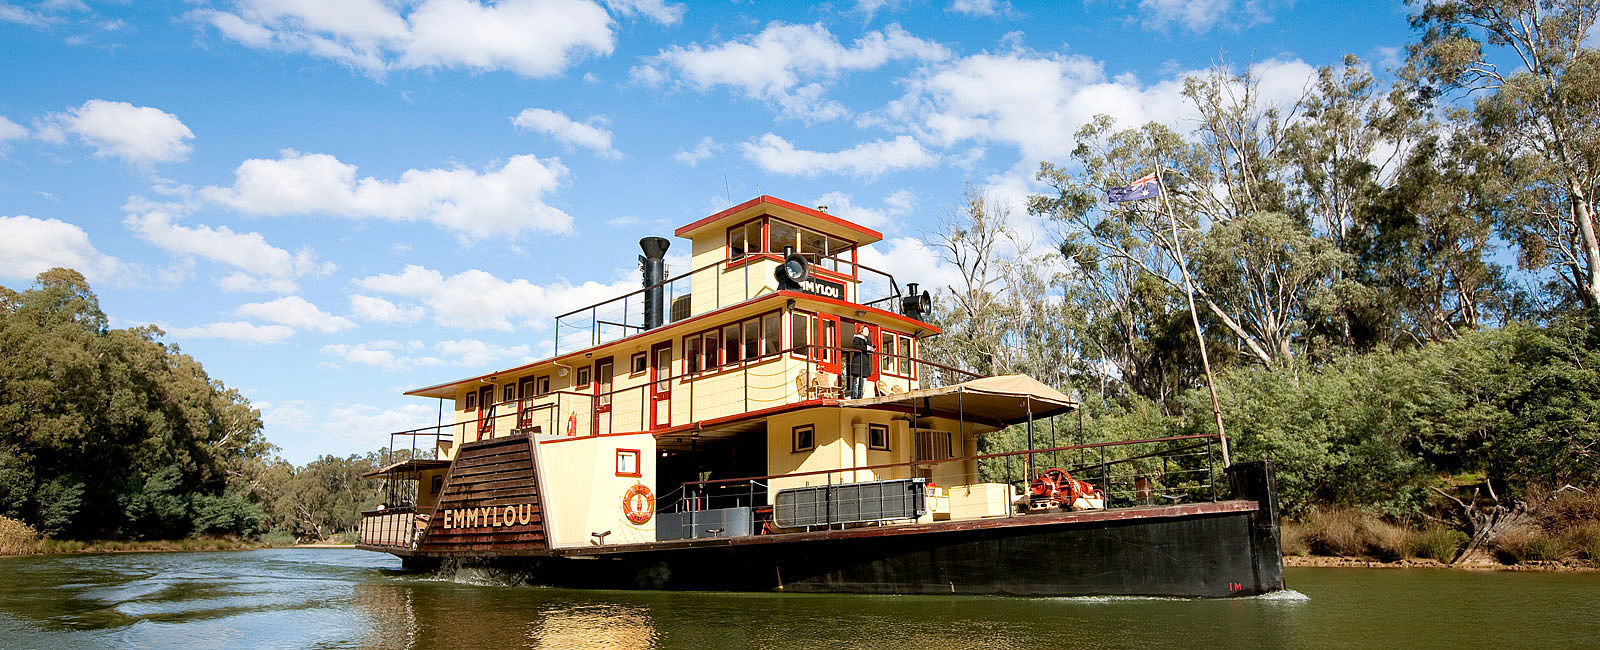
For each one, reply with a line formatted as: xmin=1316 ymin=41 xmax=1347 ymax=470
xmin=0 ymin=270 xmax=395 ymax=547
xmin=928 ymin=1 xmax=1600 ymax=568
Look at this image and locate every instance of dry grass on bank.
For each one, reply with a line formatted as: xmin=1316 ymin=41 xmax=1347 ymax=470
xmin=0 ymin=516 xmax=41 ymax=556
xmin=1281 ymin=508 xmax=1466 ymax=562
xmin=1490 ymin=490 xmax=1600 ymax=564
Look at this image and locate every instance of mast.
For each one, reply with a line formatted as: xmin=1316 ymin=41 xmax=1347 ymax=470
xmin=1153 ymin=165 xmax=1231 ymax=467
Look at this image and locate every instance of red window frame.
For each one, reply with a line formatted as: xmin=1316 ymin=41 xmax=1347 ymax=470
xmin=682 ymin=309 xmax=784 ymax=376
xmin=615 ymin=449 xmax=642 ymax=477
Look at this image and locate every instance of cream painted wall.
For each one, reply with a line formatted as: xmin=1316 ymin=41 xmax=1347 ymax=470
xmin=535 ymin=432 xmax=658 ymax=548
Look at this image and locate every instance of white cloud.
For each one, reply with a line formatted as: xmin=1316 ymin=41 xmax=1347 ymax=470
xmin=321 ymin=337 xmax=531 ymax=370
xmin=322 ymin=340 xmax=429 ymax=371
xmin=511 ymin=108 xmax=620 ymax=159
xmin=602 ymin=0 xmax=684 ymax=25
xmin=0 ymin=3 xmax=49 ymax=27
xmin=193 ymin=0 xmax=617 ymax=78
xmin=739 ymin=133 xmax=937 ymax=178
xmin=123 ymin=197 xmax=334 ymax=293
xmin=198 ymin=149 xmax=574 ymax=238
xmin=0 ymin=116 xmax=26 ymax=146
xmin=1138 ymin=0 xmax=1271 ymax=34
xmin=349 ymin=294 xmax=425 ymax=324
xmin=672 ymin=136 xmax=722 ymax=167
xmin=947 ymin=0 xmax=1013 ymax=17
xmin=324 ymin=403 xmax=439 ymax=441
xmin=434 ymin=338 xmax=534 ymax=367
xmin=34 ymin=100 xmax=194 ymax=166
xmin=353 ymin=264 xmax=636 ymax=331
xmin=165 ymin=320 xmax=295 ymax=344
xmin=260 ymin=398 xmax=316 ymax=431
xmin=237 ymin=296 xmax=355 ymax=333
xmin=639 ymin=22 xmax=948 ymax=122
xmin=0 ymin=214 xmax=127 ymax=283
xmin=857 ymin=236 xmax=965 ymax=298
xmin=813 ymin=190 xmax=915 ymax=230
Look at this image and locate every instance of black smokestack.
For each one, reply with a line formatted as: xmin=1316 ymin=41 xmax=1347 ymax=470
xmin=640 ymin=237 xmax=670 ymax=329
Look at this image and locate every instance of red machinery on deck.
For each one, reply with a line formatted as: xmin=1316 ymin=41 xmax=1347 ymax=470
xmin=1027 ymin=468 xmax=1105 ymax=512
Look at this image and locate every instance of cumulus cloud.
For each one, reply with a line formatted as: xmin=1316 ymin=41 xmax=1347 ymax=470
xmin=236 ymin=296 xmax=355 ymax=333
xmin=947 ymin=0 xmax=1013 ymax=17
xmin=123 ymin=197 xmax=334 ymax=293
xmin=512 ymin=108 xmax=620 ymax=159
xmin=164 ymin=320 xmax=296 ymax=344
xmin=34 ymin=100 xmax=194 ymax=166
xmin=637 ymin=22 xmax=948 ymax=122
xmin=0 ymin=214 xmax=127 ymax=283
xmin=324 ymin=403 xmax=439 ymax=441
xmin=349 ymin=294 xmax=425 ymax=324
xmin=602 ymin=0 xmax=684 ymax=25
xmin=812 ymin=190 xmax=915 ymax=230
xmin=197 ymin=149 xmax=573 ymax=238
xmin=672 ymin=136 xmax=722 ymax=167
xmin=857 ymin=236 xmax=966 ymax=299
xmin=739 ymin=133 xmax=937 ymax=178
xmin=353 ymin=264 xmax=636 ymax=332
xmin=321 ymin=337 xmax=533 ymax=370
xmin=192 ymin=0 xmax=620 ymax=78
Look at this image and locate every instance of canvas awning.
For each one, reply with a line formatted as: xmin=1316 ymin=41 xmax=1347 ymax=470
xmin=844 ymin=374 xmax=1078 ymax=427
xmin=362 ymin=458 xmax=452 ymax=479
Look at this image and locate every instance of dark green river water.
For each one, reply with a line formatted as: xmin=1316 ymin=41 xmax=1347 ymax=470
xmin=0 ymin=549 xmax=1595 ymax=649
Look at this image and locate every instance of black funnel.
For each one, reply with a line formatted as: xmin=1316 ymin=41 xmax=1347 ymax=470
xmin=640 ymin=237 xmax=670 ymax=329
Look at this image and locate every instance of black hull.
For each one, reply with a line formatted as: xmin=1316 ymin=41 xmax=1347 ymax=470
xmin=399 ymin=462 xmax=1285 ymax=598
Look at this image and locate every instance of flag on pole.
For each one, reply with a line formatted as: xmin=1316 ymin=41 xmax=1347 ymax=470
xmin=1106 ymin=172 xmax=1160 ymax=203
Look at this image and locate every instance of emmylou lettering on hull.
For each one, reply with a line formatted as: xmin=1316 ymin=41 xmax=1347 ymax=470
xmin=441 ymin=504 xmax=536 ymax=529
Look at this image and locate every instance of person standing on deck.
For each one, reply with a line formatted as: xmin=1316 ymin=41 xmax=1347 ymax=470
xmin=846 ymin=324 xmax=874 ymax=399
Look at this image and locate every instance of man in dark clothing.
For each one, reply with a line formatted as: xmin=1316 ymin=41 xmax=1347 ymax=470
xmin=845 ymin=324 xmax=874 ymax=399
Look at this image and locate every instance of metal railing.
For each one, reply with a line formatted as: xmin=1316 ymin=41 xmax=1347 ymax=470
xmin=552 ymin=251 xmax=904 ymax=356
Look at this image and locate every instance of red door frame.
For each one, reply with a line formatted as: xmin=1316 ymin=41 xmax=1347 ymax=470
xmin=649 ymin=341 xmax=673 ymax=430
xmin=477 ymin=385 xmax=495 ymax=440
xmin=844 ymin=320 xmax=881 ymax=381
xmin=593 ymin=357 xmax=614 ymax=436
xmin=815 ymin=313 xmax=841 ymax=374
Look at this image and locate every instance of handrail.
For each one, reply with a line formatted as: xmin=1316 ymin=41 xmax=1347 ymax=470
xmin=680 ymin=434 xmax=1222 ymax=487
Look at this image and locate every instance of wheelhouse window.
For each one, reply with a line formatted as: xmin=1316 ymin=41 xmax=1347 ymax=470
xmin=868 ymin=424 xmax=889 ymax=451
xmin=793 ymin=425 xmax=815 ymax=453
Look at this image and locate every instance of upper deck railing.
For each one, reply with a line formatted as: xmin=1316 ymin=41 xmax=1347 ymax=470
xmin=552 ymin=251 xmax=904 ymax=356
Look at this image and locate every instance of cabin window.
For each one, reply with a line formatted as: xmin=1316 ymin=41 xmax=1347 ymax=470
xmin=868 ymin=424 xmax=890 ymax=451
xmin=465 ymin=392 xmax=476 ymax=410
xmin=537 ymin=376 xmax=551 ymax=396
xmin=880 ymin=332 xmax=897 ymax=375
xmin=430 ymin=475 xmax=443 ymax=495
xmin=576 ymin=366 xmax=591 ymax=388
xmin=722 ymin=323 xmax=741 ymax=365
xmin=915 ymin=429 xmax=953 ymax=461
xmin=761 ymin=313 xmax=781 ymax=356
xmin=898 ymin=335 xmax=913 ymax=376
xmin=790 ymin=312 xmax=811 ymax=357
xmin=597 ymin=360 xmax=614 ymax=407
xmin=686 ymin=336 xmax=702 ymax=373
xmin=503 ymin=384 xmax=516 ymax=402
xmin=615 ymin=449 xmax=641 ymax=477
xmin=631 ymin=353 xmax=648 ymax=375
xmin=703 ymin=331 xmax=720 ymax=369
xmin=792 ymin=425 xmax=815 ymax=453
xmin=741 ymin=317 xmax=760 ymax=360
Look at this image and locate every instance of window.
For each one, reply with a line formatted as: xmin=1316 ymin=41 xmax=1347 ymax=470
xmin=703 ymin=331 xmax=720 ymax=369
xmin=742 ymin=317 xmax=759 ymax=360
xmin=769 ymin=220 xmax=798 ymax=254
xmin=465 ymin=391 xmax=476 ymax=410
xmin=790 ymin=312 xmax=811 ymax=357
xmin=686 ymin=336 xmax=702 ymax=373
xmin=615 ymin=449 xmax=641 ymax=477
xmin=722 ymin=323 xmax=741 ymax=365
xmin=868 ymin=424 xmax=889 ymax=451
xmin=631 ymin=352 xmax=648 ymax=375
xmin=898 ymin=335 xmax=913 ymax=376
xmin=504 ymin=384 xmax=516 ymax=402
xmin=597 ymin=361 xmax=614 ymax=407
xmin=915 ymin=429 xmax=953 ymax=461
xmin=536 ymin=376 xmax=551 ymax=396
xmin=431 ymin=475 xmax=443 ymax=494
xmin=792 ymin=425 xmax=815 ymax=452
xmin=729 ymin=226 xmax=747 ymax=259
xmin=881 ymin=331 xmax=897 ymax=374
xmin=761 ymin=313 xmax=781 ymax=356
xmin=576 ymin=366 xmax=591 ymax=388
xmin=727 ymin=219 xmax=763 ymax=261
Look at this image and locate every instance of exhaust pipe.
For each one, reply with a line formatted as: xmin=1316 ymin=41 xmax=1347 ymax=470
xmin=640 ymin=237 xmax=670 ymax=329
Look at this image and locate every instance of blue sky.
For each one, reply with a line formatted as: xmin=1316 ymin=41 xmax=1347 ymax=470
xmin=0 ymin=0 xmax=1416 ymax=463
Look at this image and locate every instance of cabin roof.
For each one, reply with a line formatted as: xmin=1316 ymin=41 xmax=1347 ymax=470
xmin=675 ymin=195 xmax=884 ymax=245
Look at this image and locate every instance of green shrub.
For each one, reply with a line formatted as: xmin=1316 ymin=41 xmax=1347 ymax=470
xmin=1413 ymin=524 xmax=1467 ymax=561
xmin=258 ymin=529 xmax=298 ymax=547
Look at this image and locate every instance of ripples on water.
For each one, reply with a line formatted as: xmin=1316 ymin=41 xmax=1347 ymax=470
xmin=0 ymin=549 xmax=1593 ymax=649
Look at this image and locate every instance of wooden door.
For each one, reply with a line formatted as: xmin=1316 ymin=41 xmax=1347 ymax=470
xmin=594 ymin=358 xmax=614 ymax=436
xmin=815 ymin=313 xmax=841 ymax=374
xmin=650 ymin=342 xmax=672 ymax=430
xmin=477 ymin=385 xmax=495 ymax=440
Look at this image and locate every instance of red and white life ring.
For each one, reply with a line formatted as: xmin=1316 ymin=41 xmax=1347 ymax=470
xmin=622 ymin=484 xmax=655 ymax=525
xmin=567 ymin=413 xmax=577 ymax=436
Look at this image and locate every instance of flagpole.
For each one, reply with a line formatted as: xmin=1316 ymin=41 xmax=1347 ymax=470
xmin=1152 ymin=165 xmax=1231 ymax=467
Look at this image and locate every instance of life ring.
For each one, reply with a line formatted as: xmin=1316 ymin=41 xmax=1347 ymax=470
xmin=567 ymin=413 xmax=577 ymax=436
xmin=622 ymin=484 xmax=655 ymax=524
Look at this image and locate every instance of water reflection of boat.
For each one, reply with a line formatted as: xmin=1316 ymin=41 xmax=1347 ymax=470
xmin=354 ymin=196 xmax=1284 ymax=597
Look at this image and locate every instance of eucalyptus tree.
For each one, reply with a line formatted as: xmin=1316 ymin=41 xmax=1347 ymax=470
xmin=1410 ymin=0 xmax=1600 ymax=310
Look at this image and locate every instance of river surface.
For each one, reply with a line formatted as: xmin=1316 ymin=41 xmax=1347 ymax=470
xmin=0 ymin=549 xmax=1595 ymax=649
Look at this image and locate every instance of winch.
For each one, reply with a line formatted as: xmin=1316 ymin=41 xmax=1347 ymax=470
xmin=1025 ymin=468 xmax=1106 ymax=512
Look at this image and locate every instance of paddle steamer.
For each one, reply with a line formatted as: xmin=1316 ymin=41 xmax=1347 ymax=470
xmin=356 ymin=195 xmax=1284 ymax=597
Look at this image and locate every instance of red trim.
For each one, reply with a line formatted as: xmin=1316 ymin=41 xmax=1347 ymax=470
xmin=649 ymin=399 xmax=839 ymax=438
xmin=675 ymin=195 xmax=884 ymax=242
xmin=539 ymin=430 xmax=654 ymax=444
xmin=615 ymin=448 xmax=642 ymax=477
